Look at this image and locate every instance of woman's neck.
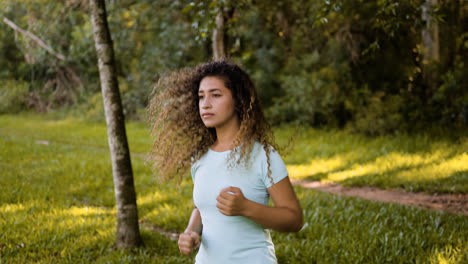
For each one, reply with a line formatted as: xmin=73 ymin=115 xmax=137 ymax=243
xmin=212 ymin=118 xmax=241 ymax=151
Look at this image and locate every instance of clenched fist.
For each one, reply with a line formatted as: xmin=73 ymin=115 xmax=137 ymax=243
xmin=178 ymin=230 xmax=200 ymax=255
xmin=216 ymin=186 xmax=248 ymax=216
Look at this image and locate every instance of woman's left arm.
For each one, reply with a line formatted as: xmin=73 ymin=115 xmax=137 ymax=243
xmin=216 ymin=176 xmax=303 ymax=232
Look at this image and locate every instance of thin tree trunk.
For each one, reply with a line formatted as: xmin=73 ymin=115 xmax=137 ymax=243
xmin=421 ymin=0 xmax=440 ymax=100
xmin=89 ymin=0 xmax=142 ymax=249
xmin=421 ymin=0 xmax=439 ymax=62
xmin=212 ymin=8 xmax=226 ymax=59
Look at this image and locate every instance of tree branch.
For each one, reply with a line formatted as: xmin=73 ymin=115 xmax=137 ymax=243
xmin=3 ymin=17 xmax=66 ymax=61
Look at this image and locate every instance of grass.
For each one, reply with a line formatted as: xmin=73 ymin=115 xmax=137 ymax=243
xmin=277 ymin=188 xmax=467 ymax=263
xmin=0 ymin=113 xmax=467 ymax=263
xmin=0 ymin=120 xmax=190 ymax=263
xmin=276 ymin=126 xmax=468 ymax=193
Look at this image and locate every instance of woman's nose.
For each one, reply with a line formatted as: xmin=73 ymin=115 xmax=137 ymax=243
xmin=201 ymin=98 xmax=211 ymax=109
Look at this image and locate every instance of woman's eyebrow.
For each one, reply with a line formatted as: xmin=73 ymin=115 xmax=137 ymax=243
xmin=199 ymin=88 xmax=221 ymax=94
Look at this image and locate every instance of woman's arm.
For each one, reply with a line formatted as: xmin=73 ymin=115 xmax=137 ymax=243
xmin=216 ymin=177 xmax=303 ymax=232
xmin=178 ymin=207 xmax=202 ymax=255
xmin=184 ymin=207 xmax=203 ymax=234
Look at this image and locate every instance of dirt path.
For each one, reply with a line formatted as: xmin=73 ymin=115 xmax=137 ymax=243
xmin=291 ymin=179 xmax=468 ymax=216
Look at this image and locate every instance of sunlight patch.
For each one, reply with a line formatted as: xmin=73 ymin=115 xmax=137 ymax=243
xmin=286 ymin=150 xmax=462 ymax=184
xmin=394 ymin=152 xmax=468 ymax=182
xmin=287 ymin=155 xmax=350 ymax=179
xmin=0 ymin=203 xmax=27 ymax=214
xmin=49 ymin=206 xmax=112 ymax=218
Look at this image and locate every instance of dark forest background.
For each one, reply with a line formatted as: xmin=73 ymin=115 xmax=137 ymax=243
xmin=1 ymin=0 xmax=467 ymax=135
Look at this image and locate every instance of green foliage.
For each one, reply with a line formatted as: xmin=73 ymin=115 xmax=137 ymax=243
xmin=83 ymin=92 xmax=105 ymax=122
xmin=0 ymin=79 xmax=29 ymax=114
xmin=352 ymin=92 xmax=405 ymax=136
xmin=0 ymin=0 xmax=206 ymax=117
xmin=105 ymin=0 xmax=206 ymax=117
xmin=0 ymin=114 xmax=467 ymax=263
xmin=0 ymin=0 xmax=467 ymax=132
xmin=430 ymin=54 xmax=468 ymax=126
xmin=257 ymin=0 xmax=467 ymax=132
xmin=268 ymin=51 xmax=353 ymax=126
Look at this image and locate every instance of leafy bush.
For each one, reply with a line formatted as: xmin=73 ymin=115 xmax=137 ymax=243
xmin=430 ymin=57 xmax=468 ymax=127
xmin=267 ymin=52 xmax=353 ymax=127
xmin=0 ymin=80 xmax=29 ymax=114
xmin=352 ymin=92 xmax=405 ymax=136
xmin=83 ymin=92 xmax=105 ymax=122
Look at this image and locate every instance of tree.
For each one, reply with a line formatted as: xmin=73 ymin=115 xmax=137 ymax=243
xmin=211 ymin=1 xmax=235 ymax=59
xmin=212 ymin=7 xmax=226 ymax=59
xmin=89 ymin=0 xmax=142 ymax=248
xmin=421 ymin=0 xmax=440 ymax=63
xmin=421 ymin=0 xmax=440 ymax=96
xmin=1 ymin=0 xmax=467 ymax=131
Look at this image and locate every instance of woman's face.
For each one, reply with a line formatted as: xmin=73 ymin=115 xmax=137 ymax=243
xmin=198 ymin=76 xmax=238 ymax=129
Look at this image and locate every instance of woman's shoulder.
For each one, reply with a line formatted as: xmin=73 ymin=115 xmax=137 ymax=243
xmin=251 ymin=141 xmax=282 ymax=162
xmin=190 ymin=149 xmax=210 ymax=166
xmin=253 ymin=141 xmax=279 ymax=153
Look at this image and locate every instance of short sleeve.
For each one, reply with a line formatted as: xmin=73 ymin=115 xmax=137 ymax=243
xmin=262 ymin=147 xmax=288 ymax=188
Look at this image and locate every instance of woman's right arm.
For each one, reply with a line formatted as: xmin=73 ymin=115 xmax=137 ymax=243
xmin=178 ymin=207 xmax=202 ymax=255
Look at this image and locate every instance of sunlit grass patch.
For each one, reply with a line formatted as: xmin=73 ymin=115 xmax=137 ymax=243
xmin=137 ymin=181 xmax=193 ymax=231
xmin=287 ymin=150 xmax=468 ymax=192
xmin=429 ymin=245 xmax=466 ymax=264
xmin=287 ymin=155 xmax=350 ymax=179
xmin=0 ymin=202 xmax=115 ymax=262
xmin=276 ymin=126 xmax=468 ymax=193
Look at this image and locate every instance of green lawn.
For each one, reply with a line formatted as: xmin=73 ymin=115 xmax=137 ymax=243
xmin=276 ymin=126 xmax=468 ymax=193
xmin=0 ymin=114 xmax=467 ymax=263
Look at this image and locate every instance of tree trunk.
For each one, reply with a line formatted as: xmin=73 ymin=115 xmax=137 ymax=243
xmin=89 ymin=0 xmax=142 ymax=249
xmin=421 ymin=0 xmax=440 ymax=101
xmin=212 ymin=8 xmax=226 ymax=59
xmin=421 ymin=0 xmax=440 ymax=62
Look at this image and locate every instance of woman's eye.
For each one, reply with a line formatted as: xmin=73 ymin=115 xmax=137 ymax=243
xmin=198 ymin=96 xmax=204 ymax=99
xmin=213 ymin=94 xmax=221 ymax=97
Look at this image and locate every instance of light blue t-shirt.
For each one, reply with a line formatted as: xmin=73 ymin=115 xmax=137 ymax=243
xmin=191 ymin=141 xmax=288 ymax=264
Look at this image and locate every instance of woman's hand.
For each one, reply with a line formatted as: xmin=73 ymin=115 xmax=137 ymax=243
xmin=178 ymin=231 xmax=200 ymax=255
xmin=216 ymin=186 xmax=248 ymax=216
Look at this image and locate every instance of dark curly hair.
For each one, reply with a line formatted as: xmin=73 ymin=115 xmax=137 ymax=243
xmin=147 ymin=59 xmax=279 ymax=183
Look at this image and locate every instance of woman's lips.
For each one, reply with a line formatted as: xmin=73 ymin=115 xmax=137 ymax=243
xmin=202 ymin=113 xmax=214 ymax=118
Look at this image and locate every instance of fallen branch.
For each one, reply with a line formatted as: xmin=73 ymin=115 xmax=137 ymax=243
xmin=3 ymin=17 xmax=66 ymax=61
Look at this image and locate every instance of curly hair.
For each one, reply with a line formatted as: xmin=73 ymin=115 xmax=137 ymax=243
xmin=147 ymin=59 xmax=279 ymax=184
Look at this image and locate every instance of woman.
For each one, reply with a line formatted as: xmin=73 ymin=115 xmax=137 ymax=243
xmin=148 ymin=60 xmax=303 ymax=263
